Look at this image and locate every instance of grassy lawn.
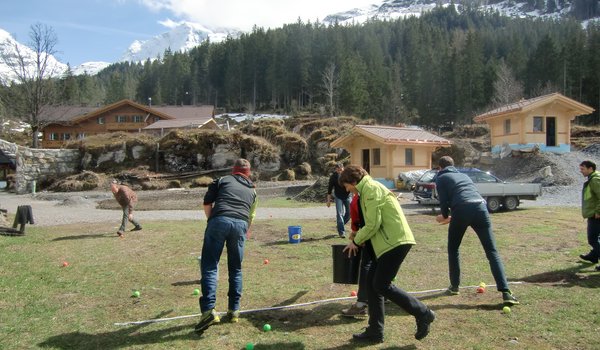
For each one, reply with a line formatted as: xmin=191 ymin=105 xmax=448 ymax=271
xmin=1 ymin=206 xmax=599 ymax=349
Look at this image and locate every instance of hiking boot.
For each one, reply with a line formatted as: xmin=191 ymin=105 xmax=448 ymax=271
xmin=194 ymin=309 xmax=220 ymax=335
xmin=415 ymin=309 xmax=436 ymax=340
xmin=341 ymin=303 xmax=367 ymax=318
xmin=502 ymin=291 xmax=520 ymax=306
xmin=131 ymin=226 xmax=143 ymax=232
xmin=446 ymin=286 xmax=460 ymax=295
xmin=117 ymin=230 xmax=125 ymax=237
xmin=352 ymin=328 xmax=383 ymax=343
xmin=223 ymin=310 xmax=240 ymax=323
xmin=579 ymin=253 xmax=598 ymax=264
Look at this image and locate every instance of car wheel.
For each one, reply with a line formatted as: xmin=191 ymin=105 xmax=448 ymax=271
xmin=503 ymin=196 xmax=519 ymax=210
xmin=486 ymin=197 xmax=501 ymax=213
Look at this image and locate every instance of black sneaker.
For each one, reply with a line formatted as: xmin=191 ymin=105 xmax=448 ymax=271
xmin=502 ymin=291 xmax=520 ymax=306
xmin=352 ymin=329 xmax=383 ymax=343
xmin=579 ymin=253 xmax=598 ymax=264
xmin=415 ymin=309 xmax=435 ymax=340
xmin=194 ymin=309 xmax=220 ymax=335
xmin=446 ymin=286 xmax=459 ymax=295
xmin=131 ymin=226 xmax=143 ymax=232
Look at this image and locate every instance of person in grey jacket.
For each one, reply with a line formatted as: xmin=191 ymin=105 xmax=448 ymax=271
xmin=195 ymin=159 xmax=258 ymax=335
xmin=435 ymin=156 xmax=519 ymax=306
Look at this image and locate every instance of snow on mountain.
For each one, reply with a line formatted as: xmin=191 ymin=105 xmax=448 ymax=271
xmin=323 ymin=0 xmax=592 ymax=25
xmin=0 ymin=28 xmax=68 ymax=84
xmin=71 ymin=61 xmax=111 ymax=76
xmin=120 ymin=22 xmax=238 ymax=63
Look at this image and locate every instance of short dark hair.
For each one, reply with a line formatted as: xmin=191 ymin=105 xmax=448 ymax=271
xmin=335 ymin=162 xmax=344 ymax=169
xmin=438 ymin=156 xmax=455 ymax=169
xmin=339 ymin=164 xmax=368 ymax=186
xmin=580 ymin=160 xmax=596 ymax=171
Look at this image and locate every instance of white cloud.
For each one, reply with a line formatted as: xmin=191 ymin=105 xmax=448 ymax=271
xmin=137 ymin=0 xmax=375 ymax=30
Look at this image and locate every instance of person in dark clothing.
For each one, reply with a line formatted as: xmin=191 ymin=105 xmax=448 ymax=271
xmin=195 ymin=159 xmax=258 ymax=335
xmin=341 ymin=192 xmax=373 ymax=317
xmin=435 ymin=156 xmax=519 ymax=306
xmin=327 ymin=163 xmax=351 ymax=237
xmin=578 ymin=160 xmax=600 ymax=271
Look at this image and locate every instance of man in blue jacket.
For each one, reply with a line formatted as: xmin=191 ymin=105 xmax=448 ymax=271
xmin=195 ymin=158 xmax=258 ymax=335
xmin=435 ymin=156 xmax=519 ymax=306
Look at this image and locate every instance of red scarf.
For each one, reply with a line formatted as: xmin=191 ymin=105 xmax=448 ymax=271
xmin=232 ymin=166 xmax=251 ymax=178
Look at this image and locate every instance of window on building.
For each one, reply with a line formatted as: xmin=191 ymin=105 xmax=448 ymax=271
xmin=62 ymin=133 xmax=71 ymax=140
xmin=133 ymin=115 xmax=143 ymax=123
xmin=77 ymin=133 xmax=86 ymax=140
xmin=154 ymin=116 xmax=160 ymax=122
xmin=49 ymin=133 xmax=58 ymax=140
xmin=373 ymin=148 xmax=381 ymax=166
xmin=405 ymin=148 xmax=414 ymax=166
xmin=116 ymin=115 xmax=127 ymax=123
xmin=504 ymin=119 xmax=511 ymax=134
xmin=97 ymin=117 xmax=105 ymax=124
xmin=533 ymin=116 xmax=544 ymax=132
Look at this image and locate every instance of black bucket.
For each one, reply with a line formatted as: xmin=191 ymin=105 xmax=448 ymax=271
xmin=332 ymin=244 xmax=360 ymax=284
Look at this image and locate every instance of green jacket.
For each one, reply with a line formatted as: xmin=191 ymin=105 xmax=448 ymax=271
xmin=582 ymin=171 xmax=600 ymax=218
xmin=353 ymin=175 xmax=416 ymax=258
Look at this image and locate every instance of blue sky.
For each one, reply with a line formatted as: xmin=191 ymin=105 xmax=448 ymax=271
xmin=0 ymin=0 xmax=375 ymax=66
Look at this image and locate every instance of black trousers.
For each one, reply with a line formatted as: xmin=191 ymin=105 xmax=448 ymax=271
xmin=366 ymin=244 xmax=429 ymax=336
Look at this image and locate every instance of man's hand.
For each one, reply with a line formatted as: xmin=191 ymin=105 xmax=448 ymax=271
xmin=326 ymin=194 xmax=332 ymax=208
xmin=128 ymin=213 xmax=133 ymax=221
xmin=342 ymin=241 xmax=359 ymax=258
xmin=436 ymin=214 xmax=451 ymax=225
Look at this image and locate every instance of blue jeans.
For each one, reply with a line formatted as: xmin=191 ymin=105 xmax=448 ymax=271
xmin=586 ymin=218 xmax=600 ymax=258
xmin=200 ymin=216 xmax=248 ymax=313
xmin=447 ymin=202 xmax=509 ymax=291
xmin=334 ymin=194 xmax=351 ymax=236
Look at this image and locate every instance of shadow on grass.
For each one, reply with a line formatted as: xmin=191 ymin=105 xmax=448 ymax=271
xmin=51 ymin=233 xmax=110 ymax=241
xmin=38 ymin=311 xmax=196 ymax=349
xmin=171 ymin=280 xmax=200 ymax=286
xmin=517 ymin=263 xmax=600 ymax=288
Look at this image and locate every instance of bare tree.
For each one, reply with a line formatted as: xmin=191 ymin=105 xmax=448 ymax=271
xmin=321 ymin=62 xmax=338 ymax=117
xmin=491 ymin=60 xmax=524 ymax=108
xmin=0 ymin=23 xmax=60 ymax=148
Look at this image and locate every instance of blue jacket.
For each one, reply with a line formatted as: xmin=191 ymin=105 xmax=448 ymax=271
xmin=435 ymin=166 xmax=483 ymax=218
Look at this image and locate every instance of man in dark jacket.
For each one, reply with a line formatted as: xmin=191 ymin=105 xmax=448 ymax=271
xmin=579 ymin=160 xmax=600 ymax=271
xmin=195 ymin=158 xmax=258 ymax=335
xmin=327 ymin=163 xmax=351 ymax=237
xmin=435 ymin=156 xmax=519 ymax=306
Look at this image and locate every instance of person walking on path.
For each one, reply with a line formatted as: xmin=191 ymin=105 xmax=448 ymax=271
xmin=341 ymin=165 xmax=435 ymax=343
xmin=327 ymin=162 xmax=351 ymax=238
xmin=340 ymin=191 xmax=372 ymax=318
xmin=195 ymin=159 xmax=258 ymax=335
xmin=110 ymin=180 xmax=142 ymax=237
xmin=434 ymin=156 xmax=519 ymax=305
xmin=578 ymin=160 xmax=600 ymax=271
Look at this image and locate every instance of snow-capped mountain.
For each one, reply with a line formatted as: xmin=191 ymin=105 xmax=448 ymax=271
xmin=323 ymin=0 xmax=597 ymax=25
xmin=70 ymin=61 xmax=111 ymax=76
xmin=120 ymin=22 xmax=237 ymax=63
xmin=0 ymin=28 xmax=68 ymax=83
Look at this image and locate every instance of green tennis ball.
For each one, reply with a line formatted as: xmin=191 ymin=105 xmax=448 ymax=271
xmin=263 ymin=323 xmax=271 ymax=332
xmin=132 ymin=290 xmax=140 ymax=298
xmin=503 ymin=306 xmax=511 ymax=314
xmin=245 ymin=343 xmax=254 ymax=350
xmin=192 ymin=288 xmax=200 ymax=295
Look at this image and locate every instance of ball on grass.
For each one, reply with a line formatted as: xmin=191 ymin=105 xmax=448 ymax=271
xmin=263 ymin=323 xmax=271 ymax=332
xmin=192 ymin=288 xmax=200 ymax=296
xmin=246 ymin=342 xmax=255 ymax=350
xmin=61 ymin=261 xmax=69 ymax=267
xmin=132 ymin=290 xmax=141 ymax=298
xmin=263 ymin=259 xmax=269 ymax=265
xmin=503 ymin=306 xmax=511 ymax=314
xmin=350 ymin=291 xmax=357 ymax=297
xmin=479 ymin=282 xmax=486 ymax=288
xmin=476 ymin=287 xmax=485 ymax=293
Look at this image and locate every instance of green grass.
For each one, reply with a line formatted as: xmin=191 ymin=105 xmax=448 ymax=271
xmin=1 ymin=207 xmax=599 ymax=349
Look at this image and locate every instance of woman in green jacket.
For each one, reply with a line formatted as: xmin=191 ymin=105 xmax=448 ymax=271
xmin=341 ymin=165 xmax=435 ymax=343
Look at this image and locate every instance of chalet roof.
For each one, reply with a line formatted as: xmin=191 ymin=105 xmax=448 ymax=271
xmin=39 ymin=99 xmax=215 ymax=124
xmin=143 ymin=117 xmax=216 ymax=130
xmin=331 ymin=125 xmax=451 ymax=148
xmin=473 ymin=92 xmax=595 ymax=122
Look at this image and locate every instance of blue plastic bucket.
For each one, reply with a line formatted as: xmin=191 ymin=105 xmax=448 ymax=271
xmin=288 ymin=226 xmax=302 ymax=243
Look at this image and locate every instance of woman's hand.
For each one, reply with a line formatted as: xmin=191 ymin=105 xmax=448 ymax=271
xmin=436 ymin=214 xmax=451 ymax=225
xmin=343 ymin=241 xmax=359 ymax=258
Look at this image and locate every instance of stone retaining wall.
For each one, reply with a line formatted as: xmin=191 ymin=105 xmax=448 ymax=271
xmin=0 ymin=139 xmax=81 ymax=194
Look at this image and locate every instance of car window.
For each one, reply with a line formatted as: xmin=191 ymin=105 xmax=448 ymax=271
xmin=475 ymin=172 xmax=499 ymax=183
xmin=418 ymin=170 xmax=438 ymax=183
